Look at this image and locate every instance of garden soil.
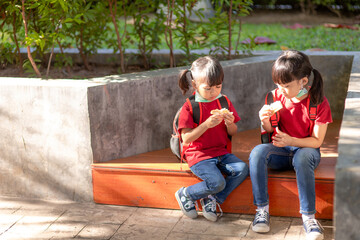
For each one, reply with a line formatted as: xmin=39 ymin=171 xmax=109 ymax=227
xmin=1 ymin=10 xmax=358 ymax=79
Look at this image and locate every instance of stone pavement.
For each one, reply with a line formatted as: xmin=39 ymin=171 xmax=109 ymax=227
xmin=0 ymin=197 xmax=334 ymax=240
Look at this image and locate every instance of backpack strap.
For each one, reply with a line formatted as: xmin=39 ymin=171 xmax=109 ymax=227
xmin=217 ymin=95 xmax=232 ymax=153
xmin=307 ymin=94 xmax=318 ymax=137
xmin=218 ymin=95 xmax=230 ymax=109
xmin=267 ymin=89 xmax=280 ymax=128
xmin=186 ymin=95 xmax=201 ymax=126
xmin=261 ymin=89 xmax=279 ymax=144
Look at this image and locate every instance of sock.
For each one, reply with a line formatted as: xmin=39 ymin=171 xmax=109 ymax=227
xmin=302 ymin=214 xmax=315 ymax=222
xmin=258 ymin=204 xmax=269 ymax=212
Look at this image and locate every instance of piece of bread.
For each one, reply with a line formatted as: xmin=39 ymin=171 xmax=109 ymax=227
xmin=269 ymin=101 xmax=283 ymax=114
xmin=210 ymin=108 xmax=233 ymax=115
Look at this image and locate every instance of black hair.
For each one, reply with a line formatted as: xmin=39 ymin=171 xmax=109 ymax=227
xmin=178 ymin=56 xmax=224 ymax=95
xmin=272 ymin=50 xmax=324 ymax=105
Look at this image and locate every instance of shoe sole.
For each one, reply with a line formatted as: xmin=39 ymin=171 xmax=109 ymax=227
xmin=252 ymin=223 xmax=270 ymax=233
xmin=305 ymin=232 xmax=324 ymax=240
xmin=175 ymin=190 xmax=197 ymax=219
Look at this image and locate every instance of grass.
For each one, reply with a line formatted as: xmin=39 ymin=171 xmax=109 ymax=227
xmin=122 ymin=22 xmax=359 ymax=53
xmin=237 ymin=23 xmax=360 ymax=51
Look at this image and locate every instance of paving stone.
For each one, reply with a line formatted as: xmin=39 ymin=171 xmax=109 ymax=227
xmin=0 ymin=221 xmax=52 ymax=239
xmin=172 ymin=215 xmax=251 ymax=238
xmin=111 ymin=224 xmax=171 ymax=240
xmin=167 ymin=231 xmax=240 ymax=240
xmin=76 ymin=223 xmax=119 ymax=239
xmin=37 ymin=221 xmax=87 ymax=239
xmin=124 ymin=208 xmax=182 ymax=229
xmin=57 ymin=205 xmax=135 ymax=224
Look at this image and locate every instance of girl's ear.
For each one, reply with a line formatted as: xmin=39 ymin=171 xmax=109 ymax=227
xmin=302 ymin=77 xmax=309 ymax=85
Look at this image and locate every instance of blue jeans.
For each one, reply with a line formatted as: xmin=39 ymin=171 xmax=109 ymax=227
xmin=249 ymin=144 xmax=321 ymax=215
xmin=186 ymin=154 xmax=249 ymax=204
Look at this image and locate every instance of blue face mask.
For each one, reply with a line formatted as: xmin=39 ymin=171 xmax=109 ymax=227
xmin=296 ymin=86 xmax=308 ymax=98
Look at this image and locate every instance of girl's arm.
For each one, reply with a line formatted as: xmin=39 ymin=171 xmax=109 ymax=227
xmin=272 ymin=123 xmax=328 ymax=148
xmin=181 ymin=115 xmax=223 ymax=144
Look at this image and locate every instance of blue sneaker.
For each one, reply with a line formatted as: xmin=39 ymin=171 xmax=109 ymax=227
xmin=200 ymin=195 xmax=223 ymax=222
xmin=303 ymin=219 xmax=324 ymax=240
xmin=251 ymin=208 xmax=270 ymax=233
xmin=175 ymin=187 xmax=197 ymax=219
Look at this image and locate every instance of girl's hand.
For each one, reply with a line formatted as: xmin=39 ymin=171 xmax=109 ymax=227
xmin=223 ymin=112 xmax=235 ymax=126
xmin=272 ymin=127 xmax=293 ymax=147
xmin=259 ymin=104 xmax=272 ymax=122
xmin=204 ymin=114 xmax=223 ymax=128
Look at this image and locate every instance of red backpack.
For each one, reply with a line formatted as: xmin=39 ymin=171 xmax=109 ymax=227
xmin=170 ymin=94 xmax=232 ymax=162
xmin=261 ymin=89 xmax=318 ymax=143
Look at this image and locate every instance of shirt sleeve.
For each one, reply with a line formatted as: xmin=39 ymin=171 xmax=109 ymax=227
xmin=315 ymin=97 xmax=333 ymax=125
xmin=178 ymin=101 xmax=194 ymax=132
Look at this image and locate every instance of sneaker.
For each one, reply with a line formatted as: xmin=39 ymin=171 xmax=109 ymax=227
xmin=200 ymin=195 xmax=223 ymax=222
xmin=175 ymin=187 xmax=198 ymax=219
xmin=251 ymin=208 xmax=270 ymax=233
xmin=303 ymin=219 xmax=324 ymax=240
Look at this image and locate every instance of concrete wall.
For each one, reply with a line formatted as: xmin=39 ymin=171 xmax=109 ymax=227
xmin=0 ymin=80 xmax=98 ymax=202
xmin=0 ymin=52 xmax=356 ymax=210
xmin=335 ymin=52 xmax=360 ymax=239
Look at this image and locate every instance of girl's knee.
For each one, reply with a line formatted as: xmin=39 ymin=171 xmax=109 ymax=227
xmin=293 ymin=148 xmax=319 ymax=169
xmin=234 ymin=162 xmax=249 ymax=177
xmin=208 ymin=177 xmax=226 ymax=193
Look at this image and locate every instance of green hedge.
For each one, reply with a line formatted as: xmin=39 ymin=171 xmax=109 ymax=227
xmin=0 ymin=0 xmax=253 ymax=77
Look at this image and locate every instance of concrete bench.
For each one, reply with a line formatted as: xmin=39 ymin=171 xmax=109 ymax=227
xmin=92 ymin=120 xmax=340 ymax=219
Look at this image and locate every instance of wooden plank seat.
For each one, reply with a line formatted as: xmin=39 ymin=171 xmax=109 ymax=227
xmin=92 ymin=120 xmax=340 ymax=219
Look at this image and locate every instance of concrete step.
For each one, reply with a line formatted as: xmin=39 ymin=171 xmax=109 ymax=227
xmin=92 ymin=121 xmax=340 ymax=220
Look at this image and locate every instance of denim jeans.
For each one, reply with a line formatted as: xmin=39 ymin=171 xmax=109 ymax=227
xmin=186 ymin=154 xmax=249 ymax=204
xmin=249 ymin=144 xmax=321 ymax=215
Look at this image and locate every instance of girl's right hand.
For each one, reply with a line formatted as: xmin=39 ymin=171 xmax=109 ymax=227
xmin=259 ymin=105 xmax=272 ymax=122
xmin=204 ymin=114 xmax=223 ymax=128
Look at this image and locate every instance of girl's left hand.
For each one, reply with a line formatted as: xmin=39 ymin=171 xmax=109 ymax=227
xmin=272 ymin=127 xmax=293 ymax=147
xmin=223 ymin=112 xmax=235 ymax=126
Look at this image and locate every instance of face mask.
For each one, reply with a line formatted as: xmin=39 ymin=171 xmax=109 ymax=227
xmin=195 ymin=91 xmax=222 ymax=102
xmin=296 ymin=85 xmax=308 ymax=98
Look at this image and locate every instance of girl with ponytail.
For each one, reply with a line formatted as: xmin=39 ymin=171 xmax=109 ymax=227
xmin=175 ymin=56 xmax=248 ymax=222
xmin=249 ymin=50 xmax=332 ymax=240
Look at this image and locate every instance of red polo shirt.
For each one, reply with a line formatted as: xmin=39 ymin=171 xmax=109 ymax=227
xmin=277 ymin=93 xmax=333 ymax=138
xmin=178 ymin=99 xmax=240 ymax=167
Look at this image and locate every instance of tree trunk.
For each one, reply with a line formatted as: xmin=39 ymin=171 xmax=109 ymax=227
xmin=12 ymin=12 xmax=23 ymax=72
xmin=21 ymin=0 xmax=41 ymax=77
xmin=109 ymin=0 xmax=126 ymax=73
xmin=228 ymin=0 xmax=232 ymax=60
xmin=164 ymin=0 xmax=175 ymax=68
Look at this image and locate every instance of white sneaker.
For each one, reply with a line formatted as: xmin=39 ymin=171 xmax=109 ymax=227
xmin=251 ymin=208 xmax=270 ymax=233
xmin=303 ymin=219 xmax=324 ymax=240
